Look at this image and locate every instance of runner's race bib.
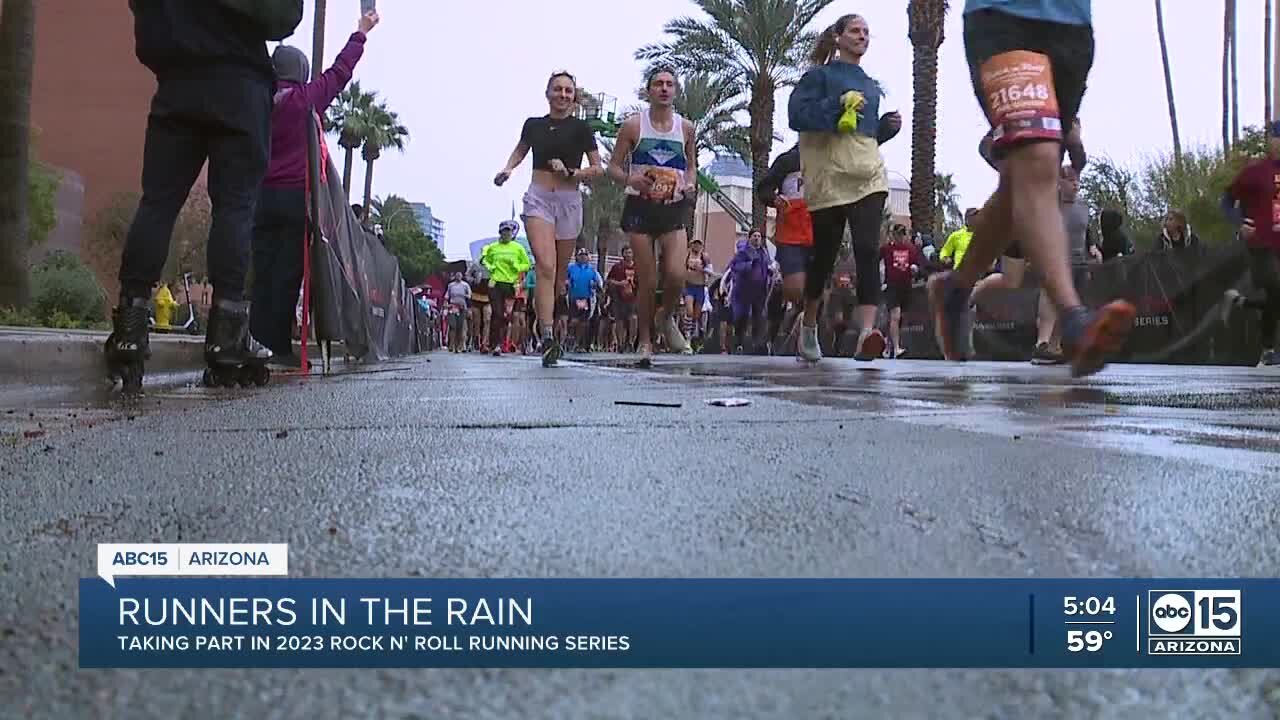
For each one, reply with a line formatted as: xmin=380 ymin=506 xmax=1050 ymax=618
xmin=980 ymin=51 xmax=1062 ymax=147
xmin=576 ymin=299 xmax=589 ymax=311
xmin=645 ymin=168 xmax=681 ymax=203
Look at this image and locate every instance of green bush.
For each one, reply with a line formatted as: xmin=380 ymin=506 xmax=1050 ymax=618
xmin=0 ymin=306 xmax=40 ymax=327
xmin=31 ymin=251 xmax=107 ymax=325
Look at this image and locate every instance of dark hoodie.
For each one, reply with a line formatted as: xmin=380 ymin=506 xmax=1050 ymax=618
xmin=1099 ymin=209 xmax=1133 ymax=261
xmin=263 ymin=33 xmax=367 ymax=188
xmin=129 ymin=0 xmax=274 ymax=85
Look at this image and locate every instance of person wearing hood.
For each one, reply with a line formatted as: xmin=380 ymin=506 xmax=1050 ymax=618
xmin=1153 ymin=209 xmax=1201 ymax=252
xmin=105 ymin=0 xmax=304 ymax=390
xmin=729 ymin=230 xmax=773 ymax=353
xmin=1098 ymin=209 xmax=1133 ymax=261
xmin=248 ymin=10 xmax=378 ymax=367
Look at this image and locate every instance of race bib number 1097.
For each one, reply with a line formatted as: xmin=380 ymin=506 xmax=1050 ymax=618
xmin=980 ymin=51 xmax=1062 ymax=146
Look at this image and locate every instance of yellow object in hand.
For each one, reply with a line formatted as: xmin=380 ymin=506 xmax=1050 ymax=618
xmin=838 ymin=91 xmax=865 ymax=134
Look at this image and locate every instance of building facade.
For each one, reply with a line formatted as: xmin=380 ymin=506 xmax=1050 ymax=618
xmin=31 ymin=0 xmax=157 ymax=293
xmin=410 ymin=203 xmax=446 ymax=245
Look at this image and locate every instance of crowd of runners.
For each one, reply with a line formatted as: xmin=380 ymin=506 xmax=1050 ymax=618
xmin=452 ymin=1 xmax=1144 ymax=376
xmin=103 ymin=0 xmax=1280 ymax=392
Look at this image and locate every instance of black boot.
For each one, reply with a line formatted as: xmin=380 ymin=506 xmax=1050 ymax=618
xmin=105 ymin=296 xmax=151 ymax=392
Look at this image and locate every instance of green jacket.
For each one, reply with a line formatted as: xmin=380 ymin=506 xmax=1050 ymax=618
xmin=481 ymin=240 xmax=532 ymax=285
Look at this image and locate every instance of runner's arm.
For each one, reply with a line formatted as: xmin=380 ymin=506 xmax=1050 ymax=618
xmin=788 ymin=67 xmax=843 ymax=132
xmin=499 ymin=120 xmax=534 ymax=175
xmin=755 ymin=147 xmax=798 ymax=207
xmin=682 ymin=118 xmax=698 ymax=196
xmin=302 ymin=32 xmax=367 ymax=111
xmin=1065 ymin=121 xmax=1087 ymax=172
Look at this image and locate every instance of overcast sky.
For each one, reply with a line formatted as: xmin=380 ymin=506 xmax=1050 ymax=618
xmin=286 ymin=1 xmax=1269 ymax=259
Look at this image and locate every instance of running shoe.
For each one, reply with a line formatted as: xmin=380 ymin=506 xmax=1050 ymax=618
xmin=663 ymin=316 xmax=693 ymax=355
xmin=1030 ymin=342 xmax=1064 ymax=366
xmin=797 ymin=323 xmax=822 ymax=363
xmin=541 ymin=336 xmax=562 ymax=368
xmin=854 ymin=329 xmax=886 ymax=362
xmin=926 ymin=271 xmax=974 ymax=361
xmin=1061 ymin=301 xmax=1137 ymax=378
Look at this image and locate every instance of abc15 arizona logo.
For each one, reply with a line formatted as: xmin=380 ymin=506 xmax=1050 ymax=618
xmin=1146 ymin=590 xmax=1242 ymax=655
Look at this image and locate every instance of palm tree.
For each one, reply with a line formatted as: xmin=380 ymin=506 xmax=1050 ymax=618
xmin=0 ymin=0 xmax=36 ymax=308
xmin=907 ymin=0 xmax=950 ymax=242
xmin=326 ymin=81 xmax=378 ymax=196
xmin=1266 ymin=0 xmax=1273 ymax=125
xmin=1223 ymin=0 xmax=1233 ymax=151
xmin=311 ymin=0 xmax=327 ymax=81
xmin=1230 ymin=0 xmax=1240 ymax=146
xmin=933 ymin=172 xmax=962 ymax=236
xmin=635 ymin=0 xmax=837 ymax=230
xmin=359 ymin=104 xmax=409 ymax=219
xmin=1154 ymin=0 xmax=1183 ymax=167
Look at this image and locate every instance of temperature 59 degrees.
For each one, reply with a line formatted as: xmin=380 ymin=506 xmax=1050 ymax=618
xmin=1067 ymin=629 xmax=1112 ymax=652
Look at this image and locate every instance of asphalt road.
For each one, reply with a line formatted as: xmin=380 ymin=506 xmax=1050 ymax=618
xmin=2 ymin=352 xmax=1279 ymax=719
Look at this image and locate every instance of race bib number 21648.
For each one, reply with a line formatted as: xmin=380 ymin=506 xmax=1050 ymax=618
xmin=980 ymin=51 xmax=1062 ymax=145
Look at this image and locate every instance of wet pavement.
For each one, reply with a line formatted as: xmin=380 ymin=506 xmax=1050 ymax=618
xmin=2 ymin=351 xmax=1279 ymax=719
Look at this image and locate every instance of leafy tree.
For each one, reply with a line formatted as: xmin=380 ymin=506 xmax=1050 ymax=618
xmin=933 ymin=172 xmax=962 ymax=238
xmin=373 ymin=194 xmax=443 ymax=285
xmin=27 ymin=162 xmax=59 ymax=248
xmin=1079 ymin=125 xmax=1269 ymax=250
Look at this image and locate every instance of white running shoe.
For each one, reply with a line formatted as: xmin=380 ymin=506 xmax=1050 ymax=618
xmin=797 ymin=324 xmax=822 ymax=363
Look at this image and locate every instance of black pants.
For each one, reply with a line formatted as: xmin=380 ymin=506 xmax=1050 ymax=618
xmin=488 ymin=282 xmax=515 ymax=349
xmin=249 ymin=186 xmax=306 ymax=356
xmin=118 ymin=68 xmax=271 ymax=302
xmin=807 ymin=192 xmax=887 ymax=306
xmin=1243 ymin=248 xmax=1280 ymax=348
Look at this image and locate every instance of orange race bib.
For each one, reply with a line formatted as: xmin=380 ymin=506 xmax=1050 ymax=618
xmin=1272 ymin=173 xmax=1280 ymax=231
xmin=645 ymin=168 xmax=681 ymax=203
xmin=980 ymin=51 xmax=1062 ymax=147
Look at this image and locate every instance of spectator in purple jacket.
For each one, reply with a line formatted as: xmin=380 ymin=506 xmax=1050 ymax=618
xmin=729 ymin=229 xmax=773 ymax=353
xmin=250 ymin=10 xmax=379 ymax=367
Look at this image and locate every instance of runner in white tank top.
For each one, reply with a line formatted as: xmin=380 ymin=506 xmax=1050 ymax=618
xmin=606 ymin=67 xmax=699 ymax=367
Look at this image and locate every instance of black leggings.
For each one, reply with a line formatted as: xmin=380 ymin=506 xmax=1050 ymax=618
xmin=1242 ymin=248 xmax=1280 ymax=348
xmin=807 ymin=192 xmax=887 ymax=305
xmin=488 ymin=282 xmax=514 ymax=349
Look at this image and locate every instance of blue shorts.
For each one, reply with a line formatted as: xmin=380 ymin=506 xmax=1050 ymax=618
xmin=685 ymin=284 xmax=706 ymax=305
xmin=775 ymin=244 xmax=813 ymax=276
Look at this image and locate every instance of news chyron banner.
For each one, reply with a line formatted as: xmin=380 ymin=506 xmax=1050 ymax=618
xmin=82 ymin=545 xmax=1280 ymax=668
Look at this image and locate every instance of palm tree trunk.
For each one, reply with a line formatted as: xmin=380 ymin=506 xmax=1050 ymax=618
xmin=0 ymin=0 xmax=36 ymax=308
xmin=311 ymin=0 xmax=327 ymax=81
xmin=1267 ymin=0 xmax=1274 ymax=124
xmin=362 ymin=159 xmax=376 ymax=221
xmin=1223 ymin=2 xmax=1232 ymax=151
xmin=342 ymin=147 xmax=355 ymax=197
xmin=747 ymin=80 xmax=776 ymax=231
xmin=908 ymin=6 xmax=944 ymax=240
xmin=1230 ymin=0 xmax=1240 ymax=144
xmin=1155 ymin=0 xmax=1183 ymax=166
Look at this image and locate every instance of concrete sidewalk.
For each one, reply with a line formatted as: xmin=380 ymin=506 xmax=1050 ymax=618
xmin=0 ymin=326 xmax=205 ymax=387
xmin=0 ymin=326 xmax=344 ymax=387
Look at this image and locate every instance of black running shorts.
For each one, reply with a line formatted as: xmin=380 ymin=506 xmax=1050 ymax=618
xmin=621 ymin=195 xmax=690 ymax=237
xmin=964 ymin=9 xmax=1093 ymax=160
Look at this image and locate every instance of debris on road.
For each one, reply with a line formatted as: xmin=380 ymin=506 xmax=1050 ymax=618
xmin=706 ymin=398 xmax=751 ymax=407
xmin=614 ymin=400 xmax=683 ymax=408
